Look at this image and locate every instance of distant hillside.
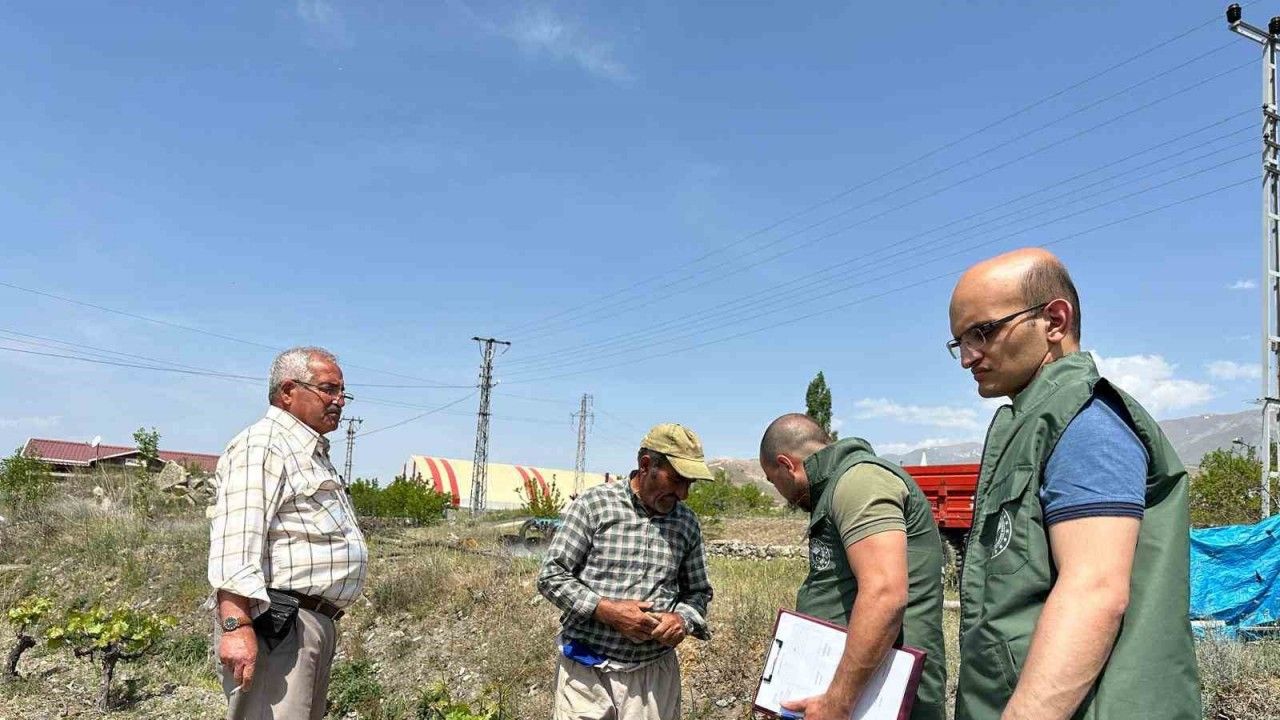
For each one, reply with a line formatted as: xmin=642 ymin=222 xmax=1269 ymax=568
xmin=707 ymin=457 xmax=785 ymax=504
xmin=710 ymin=410 xmax=1260 ymax=504
xmin=884 ymin=410 xmax=1259 ymax=469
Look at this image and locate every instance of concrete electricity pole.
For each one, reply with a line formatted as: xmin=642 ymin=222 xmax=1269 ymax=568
xmin=470 ymin=336 xmax=510 ymax=515
xmin=572 ymin=394 xmax=593 ymax=496
xmin=1227 ymin=3 xmax=1280 ymax=518
xmin=341 ymin=417 xmax=363 ymax=483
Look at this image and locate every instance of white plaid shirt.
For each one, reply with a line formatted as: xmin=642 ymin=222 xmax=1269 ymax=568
xmin=207 ymin=406 xmax=368 ymax=617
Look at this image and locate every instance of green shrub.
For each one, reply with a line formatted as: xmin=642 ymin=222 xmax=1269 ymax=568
xmin=0 ymin=448 xmax=55 ymax=517
xmin=1192 ymin=447 xmax=1265 ymax=527
xmin=686 ymin=470 xmax=774 ymax=518
xmin=350 ymin=477 xmax=382 ymax=517
xmin=5 ymin=596 xmax=53 ymax=678
xmin=351 ymin=476 xmax=451 ymax=525
xmin=516 ymin=478 xmax=564 ymax=519
xmin=46 ymin=604 xmax=175 ymax=710
xmin=328 ymin=659 xmax=384 ymax=717
xmin=414 ymin=681 xmax=503 ymax=720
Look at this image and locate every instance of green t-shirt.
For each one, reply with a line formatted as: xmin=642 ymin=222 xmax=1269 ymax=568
xmin=828 ymin=463 xmax=908 ymax=547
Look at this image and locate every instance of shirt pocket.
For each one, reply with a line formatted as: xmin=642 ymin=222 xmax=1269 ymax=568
xmin=978 ymin=466 xmax=1035 ymax=576
xmin=294 ymin=475 xmax=350 ymax=537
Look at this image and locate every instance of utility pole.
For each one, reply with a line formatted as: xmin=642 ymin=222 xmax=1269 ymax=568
xmin=470 ymin=336 xmax=510 ymax=515
xmin=572 ymin=394 xmax=593 ymax=496
xmin=341 ymin=417 xmax=363 ymax=483
xmin=1227 ymin=4 xmax=1280 ymax=518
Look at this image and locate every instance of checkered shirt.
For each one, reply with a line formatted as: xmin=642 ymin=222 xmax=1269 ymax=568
xmin=207 ymin=406 xmax=368 ymax=618
xmin=537 ymin=480 xmax=713 ymax=663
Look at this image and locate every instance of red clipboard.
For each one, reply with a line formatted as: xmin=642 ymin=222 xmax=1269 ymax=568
xmin=752 ymin=608 xmax=926 ymax=720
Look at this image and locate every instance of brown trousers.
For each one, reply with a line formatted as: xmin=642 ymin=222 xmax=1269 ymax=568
xmin=215 ymin=608 xmax=338 ymax=720
xmin=553 ymin=651 xmax=681 ymax=720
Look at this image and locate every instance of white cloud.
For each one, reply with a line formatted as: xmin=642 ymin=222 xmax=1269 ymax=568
xmin=295 ymin=0 xmax=350 ymax=47
xmin=1207 ymin=360 xmax=1262 ymax=381
xmin=1229 ymin=279 xmax=1257 ymax=290
xmin=499 ymin=5 xmax=630 ymax=81
xmin=1090 ymin=352 xmax=1214 ymax=416
xmin=0 ymin=415 xmax=61 ymax=431
xmin=877 ymin=437 xmax=975 ymax=456
xmin=853 ymin=398 xmax=983 ymax=430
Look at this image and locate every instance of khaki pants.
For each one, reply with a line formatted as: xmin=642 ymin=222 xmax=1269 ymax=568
xmin=553 ymin=651 xmax=681 ymax=720
xmin=215 ymin=608 xmax=338 ymax=720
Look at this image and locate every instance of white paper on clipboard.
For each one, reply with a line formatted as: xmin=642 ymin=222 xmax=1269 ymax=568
xmin=753 ymin=609 xmax=924 ymax=720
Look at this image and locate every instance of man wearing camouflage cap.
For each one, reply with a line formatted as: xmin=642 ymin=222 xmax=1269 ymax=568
xmin=537 ymin=423 xmax=715 ymax=720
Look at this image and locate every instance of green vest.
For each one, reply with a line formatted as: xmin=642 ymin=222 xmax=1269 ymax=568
xmin=796 ymin=437 xmax=947 ymax=720
xmin=955 ymin=352 xmax=1201 ymax=720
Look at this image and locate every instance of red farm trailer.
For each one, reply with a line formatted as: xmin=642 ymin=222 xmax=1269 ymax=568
xmin=902 ymin=463 xmax=980 ymax=561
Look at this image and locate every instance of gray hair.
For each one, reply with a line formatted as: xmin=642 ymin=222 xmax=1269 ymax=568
xmin=269 ymin=346 xmax=339 ymax=402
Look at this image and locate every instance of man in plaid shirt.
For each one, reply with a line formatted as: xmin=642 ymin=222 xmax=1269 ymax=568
xmin=538 ymin=423 xmax=715 ymax=720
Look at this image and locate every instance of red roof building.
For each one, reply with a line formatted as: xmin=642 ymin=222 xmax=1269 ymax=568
xmin=22 ymin=438 xmax=220 ymax=475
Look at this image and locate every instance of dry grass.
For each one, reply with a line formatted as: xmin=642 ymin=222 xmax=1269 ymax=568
xmin=0 ymin=499 xmax=1274 ymax=719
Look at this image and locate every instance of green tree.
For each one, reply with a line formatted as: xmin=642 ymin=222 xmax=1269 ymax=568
xmin=806 ymin=371 xmax=838 ymax=440
xmin=132 ymin=427 xmax=160 ymax=466
xmin=0 ymin=447 xmax=55 ymax=518
xmin=1191 ymin=446 xmax=1266 ymax=527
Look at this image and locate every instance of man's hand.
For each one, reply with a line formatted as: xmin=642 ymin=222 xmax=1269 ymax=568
xmin=219 ymin=625 xmax=258 ymax=690
xmin=649 ymin=612 xmax=687 ymax=647
xmin=593 ymin=599 xmax=659 ymax=643
xmin=781 ymin=692 xmax=852 ymax=720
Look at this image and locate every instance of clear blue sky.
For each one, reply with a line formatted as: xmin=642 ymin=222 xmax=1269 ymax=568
xmin=0 ymin=0 xmax=1269 ymax=479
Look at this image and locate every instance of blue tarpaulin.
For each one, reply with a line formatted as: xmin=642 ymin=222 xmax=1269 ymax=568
xmin=1190 ymin=513 xmax=1280 ymax=633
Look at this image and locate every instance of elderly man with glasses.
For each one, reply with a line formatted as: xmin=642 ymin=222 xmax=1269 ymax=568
xmin=946 ymin=249 xmax=1199 ymax=720
xmin=208 ymin=346 xmax=367 ymax=720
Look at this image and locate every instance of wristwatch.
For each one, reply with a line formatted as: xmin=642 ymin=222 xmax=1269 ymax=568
xmin=221 ymin=615 xmax=251 ymax=632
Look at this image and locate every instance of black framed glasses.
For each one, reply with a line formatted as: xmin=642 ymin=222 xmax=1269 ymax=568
xmin=946 ymin=303 xmax=1048 ymax=359
xmin=292 ymin=380 xmax=354 ymax=403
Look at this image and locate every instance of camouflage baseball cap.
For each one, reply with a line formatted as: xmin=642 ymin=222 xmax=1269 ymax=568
xmin=640 ymin=423 xmax=714 ymax=481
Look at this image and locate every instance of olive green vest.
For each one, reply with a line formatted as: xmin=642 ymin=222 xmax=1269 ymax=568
xmin=955 ymin=352 xmax=1201 ymax=720
xmin=796 ymin=437 xmax=947 ymax=720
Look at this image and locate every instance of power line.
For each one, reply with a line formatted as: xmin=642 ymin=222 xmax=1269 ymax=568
xmin=0 ymin=345 xmax=263 ymax=382
xmin=505 ymin=118 xmax=1256 ymax=370
xmin=512 ymin=54 xmax=1254 ymax=344
xmin=500 ymin=7 xmax=1245 ymax=339
xmin=506 ymin=159 xmax=1253 ymax=378
xmin=354 ymin=392 xmax=478 ymax=439
xmin=501 ymin=175 xmax=1258 ymax=384
xmin=0 ymin=280 xmax=471 ymax=386
xmin=506 ymin=145 xmax=1255 ymax=377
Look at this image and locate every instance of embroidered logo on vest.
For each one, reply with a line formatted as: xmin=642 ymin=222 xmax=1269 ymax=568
xmin=993 ymin=508 xmax=1013 ymax=558
xmin=810 ymin=538 xmax=836 ymax=571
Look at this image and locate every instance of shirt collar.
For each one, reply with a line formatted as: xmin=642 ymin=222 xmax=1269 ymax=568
xmin=265 ymin=405 xmax=329 ymax=456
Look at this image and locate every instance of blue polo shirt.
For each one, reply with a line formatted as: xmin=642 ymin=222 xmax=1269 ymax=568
xmin=1040 ymin=392 xmax=1148 ymax=525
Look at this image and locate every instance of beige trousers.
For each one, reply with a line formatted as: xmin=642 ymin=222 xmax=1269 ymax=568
xmin=215 ymin=608 xmax=338 ymax=720
xmin=553 ymin=651 xmax=681 ymax=720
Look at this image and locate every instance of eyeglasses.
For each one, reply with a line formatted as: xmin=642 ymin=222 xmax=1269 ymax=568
xmin=292 ymin=380 xmax=354 ymax=403
xmin=946 ymin=303 xmax=1048 ymax=359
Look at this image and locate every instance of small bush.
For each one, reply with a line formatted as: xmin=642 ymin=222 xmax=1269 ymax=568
xmin=328 ymin=658 xmax=384 ymax=718
xmin=5 ymin=596 xmax=53 ymax=678
xmin=414 ymin=681 xmax=503 ymax=720
xmin=516 ymin=478 xmax=564 ymax=519
xmin=351 ymin=476 xmax=451 ymax=525
xmin=46 ymin=604 xmax=175 ymax=710
xmin=1191 ymin=447 xmax=1265 ymax=527
xmin=686 ymin=470 xmax=774 ymax=518
xmin=0 ymin=448 xmax=55 ymax=518
xmin=158 ymin=633 xmax=210 ymax=668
